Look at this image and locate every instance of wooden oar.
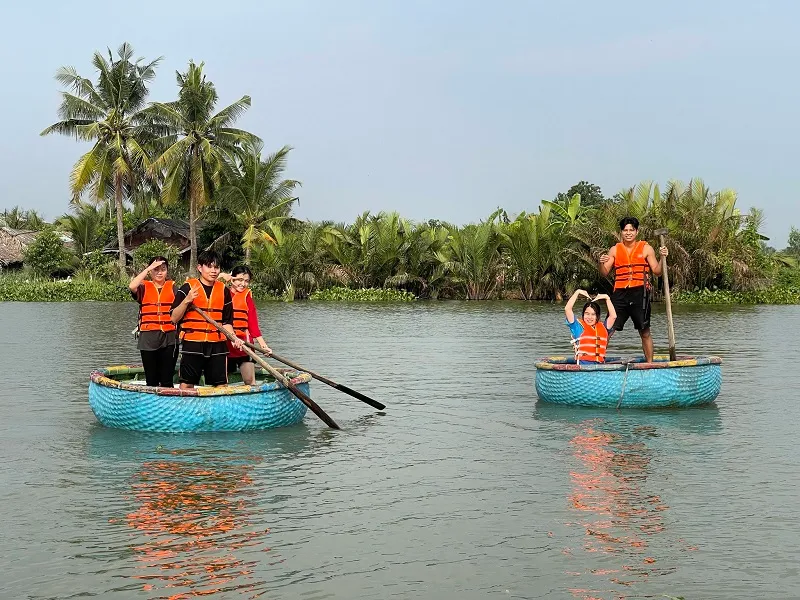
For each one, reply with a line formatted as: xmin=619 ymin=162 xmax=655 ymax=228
xmin=190 ymin=306 xmax=341 ymax=430
xmin=240 ymin=340 xmax=386 ymax=411
xmin=654 ymin=227 xmax=677 ymax=361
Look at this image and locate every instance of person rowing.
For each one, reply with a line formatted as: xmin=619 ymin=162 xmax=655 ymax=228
xmin=170 ymin=250 xmax=243 ymax=389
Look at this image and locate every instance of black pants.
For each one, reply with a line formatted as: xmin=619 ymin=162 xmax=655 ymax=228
xmin=179 ymin=352 xmax=228 ymax=386
xmin=140 ymin=345 xmax=178 ymax=387
xmin=611 ymin=286 xmax=651 ymax=332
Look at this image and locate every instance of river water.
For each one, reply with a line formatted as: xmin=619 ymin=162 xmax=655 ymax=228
xmin=1 ymin=301 xmax=798 ymax=600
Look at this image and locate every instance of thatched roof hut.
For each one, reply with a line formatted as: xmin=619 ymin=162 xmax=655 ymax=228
xmin=0 ymin=227 xmax=39 ymax=268
xmin=0 ymin=227 xmax=75 ymax=270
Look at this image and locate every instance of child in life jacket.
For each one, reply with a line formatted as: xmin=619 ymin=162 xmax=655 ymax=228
xmin=219 ymin=265 xmax=272 ymax=385
xmin=564 ymin=289 xmax=617 ymax=364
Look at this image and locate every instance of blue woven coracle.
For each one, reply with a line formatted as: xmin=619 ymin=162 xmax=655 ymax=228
xmin=88 ymin=365 xmax=310 ymax=431
xmin=534 ymin=355 xmax=722 ymax=408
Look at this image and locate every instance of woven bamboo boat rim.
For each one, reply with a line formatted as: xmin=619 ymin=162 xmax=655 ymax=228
xmin=535 ymin=355 xmax=723 ymax=372
xmin=90 ymin=365 xmax=312 ymax=397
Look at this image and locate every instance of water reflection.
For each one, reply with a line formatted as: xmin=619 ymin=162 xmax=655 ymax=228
xmin=88 ymin=426 xmax=320 ymax=599
xmin=533 ymin=403 xmax=723 ymax=434
xmin=533 ymin=404 xmax=721 ymax=600
xmin=126 ymin=452 xmax=269 ymax=598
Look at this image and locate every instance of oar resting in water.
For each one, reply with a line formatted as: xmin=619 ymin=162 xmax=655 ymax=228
xmin=190 ymin=306 xmax=341 ymax=430
xmin=239 ymin=339 xmax=386 ymax=411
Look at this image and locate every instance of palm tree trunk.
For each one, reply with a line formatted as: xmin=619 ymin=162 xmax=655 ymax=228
xmin=189 ymin=196 xmax=197 ymax=272
xmin=115 ymin=175 xmax=126 ymax=272
xmin=245 ymin=244 xmax=251 ymax=265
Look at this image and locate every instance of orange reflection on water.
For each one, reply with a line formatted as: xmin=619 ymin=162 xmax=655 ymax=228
xmin=565 ymin=423 xmax=675 ymax=600
xmin=125 ymin=453 xmax=272 ymax=598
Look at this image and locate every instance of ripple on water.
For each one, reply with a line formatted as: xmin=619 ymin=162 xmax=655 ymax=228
xmin=1 ymin=301 xmax=800 ymax=599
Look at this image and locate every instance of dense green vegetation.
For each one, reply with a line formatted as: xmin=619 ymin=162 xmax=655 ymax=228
xmin=309 ymin=287 xmax=416 ymax=302
xmin=672 ymin=287 xmax=800 ymax=305
xmin=3 ymin=43 xmax=799 ymax=305
xmin=0 ymin=274 xmax=131 ymax=302
xmin=0 ymin=275 xmax=416 ymax=303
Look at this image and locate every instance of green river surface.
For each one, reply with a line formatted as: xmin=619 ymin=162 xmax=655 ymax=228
xmin=1 ymin=301 xmax=798 ymax=600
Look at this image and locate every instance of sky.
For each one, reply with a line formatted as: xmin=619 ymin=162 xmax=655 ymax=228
xmin=2 ymin=0 xmax=799 ymax=246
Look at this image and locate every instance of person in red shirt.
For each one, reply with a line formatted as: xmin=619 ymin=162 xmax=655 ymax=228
xmin=219 ymin=265 xmax=272 ymax=385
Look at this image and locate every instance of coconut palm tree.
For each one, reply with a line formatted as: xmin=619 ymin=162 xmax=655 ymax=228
xmin=147 ymin=61 xmax=258 ymax=268
xmin=57 ymin=202 xmax=106 ymax=255
xmin=215 ymin=142 xmax=300 ymax=264
xmin=41 ymin=43 xmax=161 ymax=270
xmin=0 ymin=206 xmax=46 ymax=231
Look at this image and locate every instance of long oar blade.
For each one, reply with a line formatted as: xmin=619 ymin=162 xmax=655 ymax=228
xmin=249 ymin=348 xmax=341 ymax=430
xmin=244 ymin=344 xmax=386 ymax=411
xmin=191 ymin=307 xmax=340 ymax=429
xmin=331 ymin=383 xmax=386 ymax=411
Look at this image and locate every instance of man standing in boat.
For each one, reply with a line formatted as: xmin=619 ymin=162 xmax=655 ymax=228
xmin=599 ymin=217 xmax=668 ymax=363
xmin=170 ymin=250 xmax=243 ymax=389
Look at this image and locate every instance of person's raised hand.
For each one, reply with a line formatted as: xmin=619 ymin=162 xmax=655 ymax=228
xmin=184 ymin=285 xmax=200 ymax=305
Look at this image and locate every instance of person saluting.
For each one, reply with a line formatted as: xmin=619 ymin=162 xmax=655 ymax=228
xmin=128 ymin=256 xmax=178 ymax=387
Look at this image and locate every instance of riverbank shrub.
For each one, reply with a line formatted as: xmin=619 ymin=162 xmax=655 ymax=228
xmin=309 ymin=287 xmax=416 ymax=301
xmin=23 ymin=228 xmax=75 ymax=277
xmin=672 ymin=286 xmax=799 ymax=305
xmin=76 ymin=250 xmax=121 ymax=282
xmin=248 ymin=281 xmax=282 ymax=302
xmin=0 ymin=277 xmax=131 ymax=302
xmin=0 ymin=277 xmax=417 ymax=302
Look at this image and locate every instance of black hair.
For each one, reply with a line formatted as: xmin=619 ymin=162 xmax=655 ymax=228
xmin=619 ymin=216 xmax=640 ymax=231
xmin=197 ymin=250 xmax=222 ymax=267
xmin=231 ymin=265 xmax=253 ymax=279
xmin=149 ymin=255 xmax=169 ymax=268
xmin=582 ymin=301 xmax=602 ymax=320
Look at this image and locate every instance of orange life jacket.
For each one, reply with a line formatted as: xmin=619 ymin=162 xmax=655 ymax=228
xmin=573 ymin=318 xmax=609 ymax=363
xmin=231 ymin=288 xmax=252 ymax=340
xmin=179 ymin=278 xmax=226 ymax=343
xmin=613 ymin=240 xmax=649 ymax=290
xmin=138 ymin=280 xmax=176 ymax=332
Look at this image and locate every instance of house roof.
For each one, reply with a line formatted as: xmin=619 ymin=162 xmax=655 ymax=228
xmin=0 ymin=227 xmax=39 ymax=267
xmin=103 ymin=217 xmax=203 ymax=255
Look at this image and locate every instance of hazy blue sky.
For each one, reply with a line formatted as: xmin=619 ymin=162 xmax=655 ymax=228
xmin=3 ymin=0 xmax=798 ymax=245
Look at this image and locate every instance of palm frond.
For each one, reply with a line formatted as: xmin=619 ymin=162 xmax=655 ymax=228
xmin=209 ymin=96 xmax=252 ymax=129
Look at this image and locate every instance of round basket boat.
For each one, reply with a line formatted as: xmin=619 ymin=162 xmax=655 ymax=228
xmin=89 ymin=365 xmax=312 ymax=432
xmin=534 ymin=355 xmax=722 ymax=408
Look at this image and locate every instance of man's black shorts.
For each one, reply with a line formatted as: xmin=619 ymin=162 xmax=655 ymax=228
xmin=179 ymin=341 xmax=228 ymax=386
xmin=227 ymin=355 xmax=254 ymax=373
xmin=611 ymin=286 xmax=651 ymax=332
